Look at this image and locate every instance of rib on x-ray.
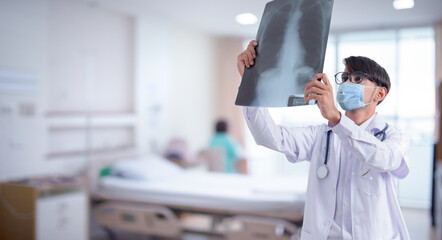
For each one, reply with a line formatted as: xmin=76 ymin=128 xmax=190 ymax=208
xmin=235 ymin=0 xmax=334 ymax=107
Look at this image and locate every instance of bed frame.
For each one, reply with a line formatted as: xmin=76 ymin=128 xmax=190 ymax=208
xmin=88 ymin=152 xmax=302 ymax=239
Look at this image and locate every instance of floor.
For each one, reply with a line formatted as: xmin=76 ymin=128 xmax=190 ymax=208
xmin=91 ymin=208 xmax=438 ymax=240
xmin=402 ymin=208 xmax=437 ymax=240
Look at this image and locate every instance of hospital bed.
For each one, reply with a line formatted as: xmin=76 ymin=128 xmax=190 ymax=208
xmin=88 ymin=153 xmax=307 ymax=239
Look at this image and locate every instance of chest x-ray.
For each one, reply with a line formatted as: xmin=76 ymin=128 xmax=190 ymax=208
xmin=235 ymin=0 xmax=334 ymax=107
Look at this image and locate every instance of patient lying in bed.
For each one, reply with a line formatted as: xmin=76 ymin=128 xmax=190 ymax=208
xmin=109 ymin=154 xmax=183 ymax=181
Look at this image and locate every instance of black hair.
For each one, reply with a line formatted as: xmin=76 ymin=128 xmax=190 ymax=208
xmin=343 ymin=56 xmax=390 ymax=104
xmin=215 ymin=120 xmax=228 ymax=133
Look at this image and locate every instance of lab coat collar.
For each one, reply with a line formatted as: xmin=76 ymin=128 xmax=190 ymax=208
xmin=324 ymin=123 xmax=333 ymax=132
xmin=367 ymin=112 xmax=387 ymax=134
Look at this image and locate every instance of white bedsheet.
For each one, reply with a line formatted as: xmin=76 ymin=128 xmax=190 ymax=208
xmin=98 ymin=171 xmax=307 ymax=217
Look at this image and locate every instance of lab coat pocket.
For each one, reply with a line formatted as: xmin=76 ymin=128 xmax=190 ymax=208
xmin=355 ymin=167 xmax=381 ymax=196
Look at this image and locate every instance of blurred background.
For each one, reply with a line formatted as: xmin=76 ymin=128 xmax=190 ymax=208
xmin=0 ymin=0 xmax=442 ymax=239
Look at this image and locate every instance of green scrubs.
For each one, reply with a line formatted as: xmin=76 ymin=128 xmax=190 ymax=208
xmin=209 ymin=133 xmax=241 ymax=173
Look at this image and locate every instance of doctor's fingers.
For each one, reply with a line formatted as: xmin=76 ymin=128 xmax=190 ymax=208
xmin=305 ymin=92 xmax=334 ymax=106
xmin=247 ymin=40 xmax=258 ymax=55
xmin=243 ymin=50 xmax=255 ymax=66
xmin=304 ymin=93 xmax=323 ymax=104
xmin=304 ymin=87 xmax=328 ymax=99
xmin=312 ymin=73 xmax=330 ymax=84
xmin=304 ymin=80 xmax=327 ymax=93
xmin=237 ymin=55 xmax=246 ymax=76
xmin=313 ymin=74 xmax=333 ymax=90
xmin=304 ymin=86 xmax=327 ymax=99
xmin=244 ymin=41 xmax=258 ymax=64
xmin=238 ymin=52 xmax=252 ymax=68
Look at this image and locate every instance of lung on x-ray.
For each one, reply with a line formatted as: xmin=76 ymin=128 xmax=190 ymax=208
xmin=235 ymin=0 xmax=334 ymax=107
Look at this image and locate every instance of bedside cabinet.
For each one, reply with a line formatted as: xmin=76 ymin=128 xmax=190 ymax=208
xmin=0 ymin=177 xmax=88 ymax=240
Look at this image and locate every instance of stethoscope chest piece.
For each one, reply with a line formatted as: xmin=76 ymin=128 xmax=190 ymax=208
xmin=317 ymin=165 xmax=329 ymax=179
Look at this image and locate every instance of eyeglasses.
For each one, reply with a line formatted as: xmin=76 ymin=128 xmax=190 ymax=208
xmin=334 ymin=71 xmax=371 ymax=85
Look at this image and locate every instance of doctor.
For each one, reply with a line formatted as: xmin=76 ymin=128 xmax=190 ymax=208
xmin=237 ymin=40 xmax=410 ymax=240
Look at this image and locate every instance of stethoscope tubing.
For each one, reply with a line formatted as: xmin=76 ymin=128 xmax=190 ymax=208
xmin=324 ymin=130 xmax=332 ymax=165
xmin=374 ymin=124 xmax=389 ymax=142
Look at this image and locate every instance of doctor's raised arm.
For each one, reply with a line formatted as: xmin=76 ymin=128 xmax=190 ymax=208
xmin=237 ymin=40 xmax=320 ymax=163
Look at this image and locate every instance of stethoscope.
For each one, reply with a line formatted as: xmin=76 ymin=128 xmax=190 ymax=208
xmin=317 ymin=124 xmax=389 ymax=179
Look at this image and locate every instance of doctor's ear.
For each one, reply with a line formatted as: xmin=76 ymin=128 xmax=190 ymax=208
xmin=375 ymin=87 xmax=388 ymax=103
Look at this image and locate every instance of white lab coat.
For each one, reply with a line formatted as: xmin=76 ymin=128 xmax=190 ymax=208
xmin=244 ymin=107 xmax=410 ymax=240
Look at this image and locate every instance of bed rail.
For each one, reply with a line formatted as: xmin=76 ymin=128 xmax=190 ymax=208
xmin=94 ymin=201 xmax=182 ymax=238
xmin=223 ymin=215 xmax=299 ymax=240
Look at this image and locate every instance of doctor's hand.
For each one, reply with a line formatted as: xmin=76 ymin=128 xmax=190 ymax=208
xmin=304 ymin=73 xmax=341 ymax=126
xmin=237 ymin=40 xmax=258 ymax=77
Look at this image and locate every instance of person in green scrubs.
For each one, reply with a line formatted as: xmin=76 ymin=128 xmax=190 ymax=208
xmin=209 ymin=119 xmax=242 ymax=173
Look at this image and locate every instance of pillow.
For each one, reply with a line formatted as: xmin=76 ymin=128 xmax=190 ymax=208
xmin=112 ymin=154 xmax=183 ymax=181
xmin=99 ymin=165 xmax=113 ymax=178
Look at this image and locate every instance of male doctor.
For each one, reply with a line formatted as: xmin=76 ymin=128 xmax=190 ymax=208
xmin=237 ymin=40 xmax=410 ymax=240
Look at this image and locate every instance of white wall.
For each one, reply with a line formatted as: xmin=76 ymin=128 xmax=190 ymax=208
xmin=45 ymin=0 xmax=135 ymax=167
xmin=0 ymin=0 xmax=48 ymax=181
xmin=167 ymin=25 xmax=219 ymax=154
xmin=217 ymin=38 xmax=245 ymax=145
xmin=0 ymin=0 xmax=223 ymax=181
xmin=47 ymin=0 xmax=134 ymax=113
xmin=134 ymin=15 xmax=170 ymax=155
xmin=135 ymin=15 xmax=220 ymax=156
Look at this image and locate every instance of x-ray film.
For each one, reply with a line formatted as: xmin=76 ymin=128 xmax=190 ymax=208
xmin=235 ymin=0 xmax=334 ymax=107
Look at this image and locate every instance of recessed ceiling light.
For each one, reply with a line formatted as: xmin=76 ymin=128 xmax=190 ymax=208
xmin=235 ymin=13 xmax=258 ymax=25
xmin=393 ymin=0 xmax=414 ymax=10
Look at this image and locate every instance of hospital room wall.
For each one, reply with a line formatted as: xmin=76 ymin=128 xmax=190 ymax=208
xmin=0 ymin=0 xmax=135 ymax=181
xmin=0 ymin=0 xmax=227 ymax=182
xmin=134 ymin=15 xmax=224 ymax=157
xmin=0 ymin=0 xmax=142 ymax=181
xmin=0 ymin=0 xmax=49 ymax=181
xmin=216 ymin=38 xmax=246 ymax=146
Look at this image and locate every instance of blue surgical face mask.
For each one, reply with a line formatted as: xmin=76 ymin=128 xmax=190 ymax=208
xmin=337 ymin=82 xmax=378 ymax=111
